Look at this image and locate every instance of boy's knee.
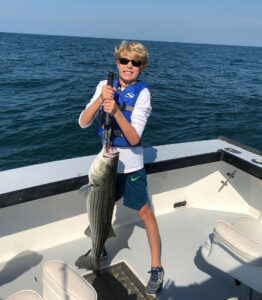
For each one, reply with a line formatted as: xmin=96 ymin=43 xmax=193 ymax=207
xmin=138 ymin=204 xmax=153 ymax=221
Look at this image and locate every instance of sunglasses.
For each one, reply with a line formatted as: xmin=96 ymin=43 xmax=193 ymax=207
xmin=119 ymin=58 xmax=142 ymax=67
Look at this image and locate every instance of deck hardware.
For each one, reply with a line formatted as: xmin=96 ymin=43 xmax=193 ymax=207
xmin=224 ymin=147 xmax=241 ymax=154
xmin=251 ymin=158 xmax=262 ymax=165
xmin=218 ymin=170 xmax=236 ymax=192
xmin=235 ymin=279 xmax=241 ymax=286
xmin=174 ymin=201 xmax=187 ymax=208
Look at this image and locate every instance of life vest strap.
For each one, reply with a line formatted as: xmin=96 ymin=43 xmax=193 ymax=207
xmin=118 ymin=104 xmax=134 ymax=112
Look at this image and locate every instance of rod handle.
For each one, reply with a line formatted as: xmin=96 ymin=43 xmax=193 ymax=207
xmin=105 ymin=72 xmax=114 ymax=126
xmin=107 ymin=72 xmax=114 ymax=87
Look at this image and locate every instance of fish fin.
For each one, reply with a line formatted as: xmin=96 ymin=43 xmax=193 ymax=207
xmin=107 ymin=225 xmax=116 ymax=239
xmin=84 ymin=226 xmax=91 ymax=238
xmin=79 ymin=183 xmax=92 ymax=193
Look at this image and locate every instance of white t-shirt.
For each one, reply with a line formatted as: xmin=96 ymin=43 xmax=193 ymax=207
xmin=79 ymin=80 xmax=152 ymax=173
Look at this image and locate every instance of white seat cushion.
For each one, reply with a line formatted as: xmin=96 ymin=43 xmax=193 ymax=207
xmin=232 ymin=216 xmax=262 ymax=244
xmin=6 ymin=290 xmax=42 ymax=300
xmin=214 ymin=219 xmax=262 ymax=265
xmin=42 ymin=260 xmax=97 ymax=300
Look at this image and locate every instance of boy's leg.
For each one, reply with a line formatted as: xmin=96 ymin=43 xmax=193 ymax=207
xmin=123 ymin=168 xmax=162 ymax=268
xmin=138 ymin=204 xmax=164 ymax=295
xmin=138 ymin=204 xmax=161 ymax=267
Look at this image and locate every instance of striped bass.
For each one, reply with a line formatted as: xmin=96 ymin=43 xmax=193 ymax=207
xmin=75 ymin=146 xmax=119 ymax=276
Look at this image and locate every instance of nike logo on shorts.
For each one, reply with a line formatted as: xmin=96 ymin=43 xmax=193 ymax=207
xmin=131 ymin=175 xmax=142 ymax=182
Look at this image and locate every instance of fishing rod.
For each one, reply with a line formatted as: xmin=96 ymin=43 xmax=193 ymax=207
xmin=103 ymin=72 xmax=114 ymax=148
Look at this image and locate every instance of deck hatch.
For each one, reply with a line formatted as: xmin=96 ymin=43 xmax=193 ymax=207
xmin=83 ymin=261 xmax=154 ymax=299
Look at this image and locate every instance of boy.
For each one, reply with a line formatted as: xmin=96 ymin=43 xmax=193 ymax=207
xmin=77 ymin=41 xmax=164 ymax=295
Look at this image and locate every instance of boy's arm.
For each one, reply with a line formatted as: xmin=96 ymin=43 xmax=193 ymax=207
xmin=79 ymin=96 xmax=102 ymax=128
xmin=79 ymin=80 xmax=112 ymax=128
xmin=114 ymin=110 xmax=141 ymax=146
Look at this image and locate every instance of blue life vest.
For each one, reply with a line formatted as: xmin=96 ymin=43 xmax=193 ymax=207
xmin=97 ymin=78 xmax=150 ymax=147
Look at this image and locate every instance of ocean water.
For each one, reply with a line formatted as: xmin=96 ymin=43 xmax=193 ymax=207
xmin=1 ymin=32 xmax=262 ymax=171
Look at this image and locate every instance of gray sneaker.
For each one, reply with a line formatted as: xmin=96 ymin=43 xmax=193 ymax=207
xmin=145 ymin=267 xmax=164 ymax=295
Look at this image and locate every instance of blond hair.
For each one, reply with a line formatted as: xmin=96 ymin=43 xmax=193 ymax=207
xmin=114 ymin=41 xmax=149 ymax=65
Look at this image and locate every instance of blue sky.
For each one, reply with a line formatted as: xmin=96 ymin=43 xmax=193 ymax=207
xmin=1 ymin=0 xmax=262 ymax=47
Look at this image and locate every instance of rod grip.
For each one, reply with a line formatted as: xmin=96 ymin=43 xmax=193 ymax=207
xmin=105 ymin=72 xmax=114 ymax=126
xmin=107 ymin=72 xmax=114 ymax=87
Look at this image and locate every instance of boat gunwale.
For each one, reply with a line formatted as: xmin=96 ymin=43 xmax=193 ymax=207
xmin=218 ymin=136 xmax=262 ymax=157
xmin=1 ymin=148 xmax=262 ymax=209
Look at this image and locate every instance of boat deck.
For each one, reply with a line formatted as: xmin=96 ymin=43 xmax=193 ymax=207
xmin=0 ymin=207 xmax=252 ymax=299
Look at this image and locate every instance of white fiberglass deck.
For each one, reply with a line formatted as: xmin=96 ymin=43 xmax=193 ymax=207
xmin=0 ymin=207 xmax=249 ymax=300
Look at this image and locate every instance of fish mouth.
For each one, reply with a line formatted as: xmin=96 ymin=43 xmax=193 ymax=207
xmin=103 ymin=146 xmax=119 ymax=158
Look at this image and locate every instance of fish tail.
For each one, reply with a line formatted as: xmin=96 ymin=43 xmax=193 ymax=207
xmin=75 ymin=254 xmax=100 ymax=273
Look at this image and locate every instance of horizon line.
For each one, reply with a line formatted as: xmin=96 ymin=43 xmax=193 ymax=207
xmin=1 ymin=30 xmax=262 ymax=49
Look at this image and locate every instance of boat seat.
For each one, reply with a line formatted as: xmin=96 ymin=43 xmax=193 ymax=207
xmin=42 ymin=260 xmax=97 ymax=300
xmin=6 ymin=290 xmax=43 ymax=300
xmin=201 ymin=216 xmax=262 ymax=297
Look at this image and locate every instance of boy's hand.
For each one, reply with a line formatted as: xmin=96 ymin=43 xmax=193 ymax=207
xmin=101 ymin=85 xmax=116 ymax=103
xmin=101 ymin=85 xmax=119 ymax=116
xmin=103 ymin=99 xmax=119 ymax=116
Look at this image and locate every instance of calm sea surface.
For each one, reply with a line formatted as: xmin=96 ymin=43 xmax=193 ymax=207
xmin=1 ymin=32 xmax=262 ymax=171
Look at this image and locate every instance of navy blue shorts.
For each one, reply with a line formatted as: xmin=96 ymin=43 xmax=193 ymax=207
xmin=115 ymin=167 xmax=151 ymax=211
